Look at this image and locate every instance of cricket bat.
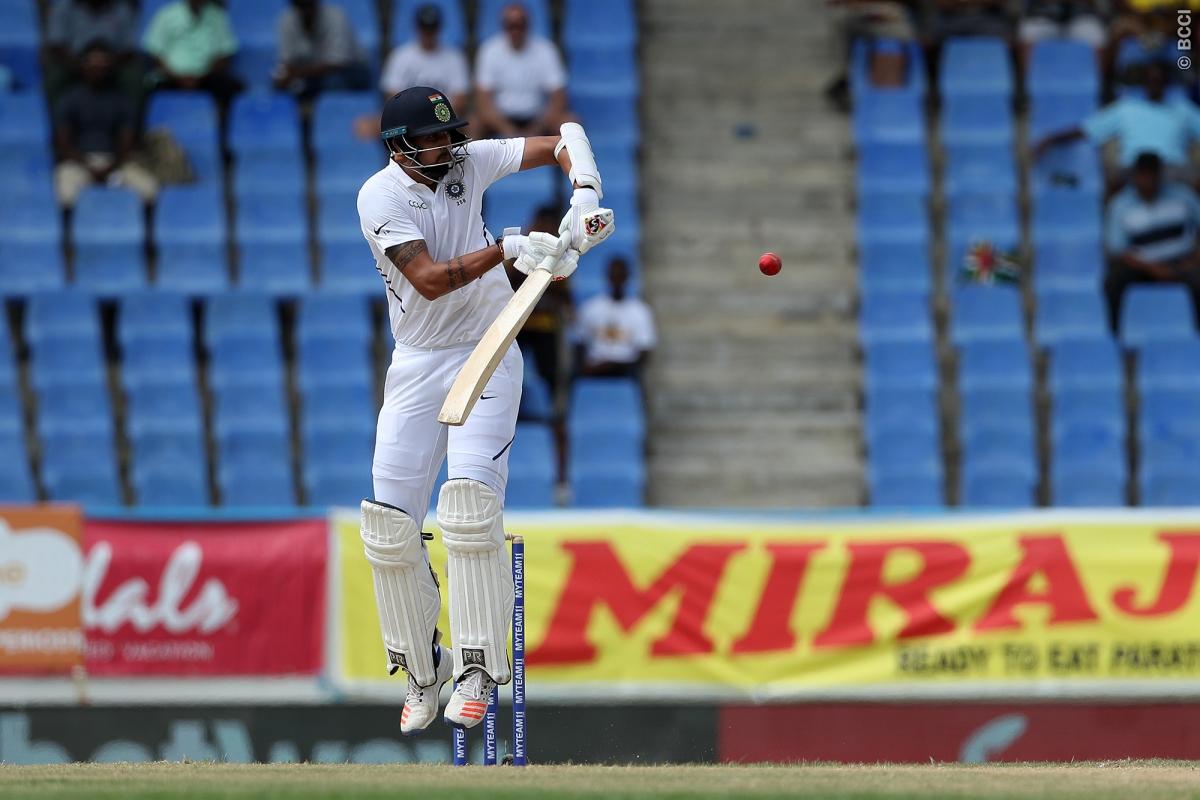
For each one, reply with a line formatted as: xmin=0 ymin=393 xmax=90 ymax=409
xmin=438 ymin=269 xmax=553 ymax=426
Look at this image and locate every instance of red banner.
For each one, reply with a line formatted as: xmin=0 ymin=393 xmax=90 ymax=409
xmin=720 ymin=703 xmax=1200 ymax=763
xmin=83 ymin=519 xmax=327 ymax=676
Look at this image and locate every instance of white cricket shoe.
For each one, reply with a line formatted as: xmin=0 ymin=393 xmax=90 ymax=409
xmin=400 ymin=645 xmax=453 ymax=735
xmin=443 ymin=668 xmax=497 ymax=729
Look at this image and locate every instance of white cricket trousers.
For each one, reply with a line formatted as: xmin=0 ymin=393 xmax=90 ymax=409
xmin=371 ymin=341 xmax=523 ymax=524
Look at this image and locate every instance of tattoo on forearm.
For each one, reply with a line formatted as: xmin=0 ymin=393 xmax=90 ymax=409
xmin=447 ymin=255 xmax=468 ymax=289
xmin=385 ymin=240 xmax=428 ymax=273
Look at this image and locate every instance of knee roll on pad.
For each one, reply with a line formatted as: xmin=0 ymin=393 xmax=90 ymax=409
xmin=437 ymin=479 xmax=514 ymax=684
xmin=360 ymin=499 xmax=442 ymax=686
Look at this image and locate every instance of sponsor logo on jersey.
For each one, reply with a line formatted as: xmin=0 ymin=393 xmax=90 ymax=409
xmin=409 ymin=200 xmax=428 ymax=210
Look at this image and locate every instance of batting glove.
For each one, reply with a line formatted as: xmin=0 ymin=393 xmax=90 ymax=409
xmin=558 ymin=187 xmax=615 ymax=255
xmin=514 ymin=232 xmax=573 ymax=279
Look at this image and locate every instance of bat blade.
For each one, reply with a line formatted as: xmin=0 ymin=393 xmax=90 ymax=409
xmin=438 ymin=269 xmax=554 ymax=426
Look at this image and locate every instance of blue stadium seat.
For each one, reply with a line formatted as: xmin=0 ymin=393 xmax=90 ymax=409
xmin=43 ymin=467 xmax=122 ymax=507
xmin=940 ymin=37 xmax=1012 ymax=97
xmin=950 ymin=284 xmax=1023 ymax=345
xmin=126 ymin=383 xmax=203 ymax=427
xmin=219 ymin=463 xmax=296 ymax=507
xmin=228 ymin=0 xmax=286 ymax=50
xmin=236 ymin=193 xmax=308 ymax=247
xmin=328 ymin=0 xmax=380 ymax=54
xmin=1139 ymin=465 xmax=1200 ymax=507
xmin=25 ymin=291 xmax=98 ymax=343
xmin=477 ymin=0 xmax=550 ymax=38
xmin=209 ymin=338 xmax=286 ymax=388
xmin=391 ymin=0 xmax=466 ymax=46
xmin=316 ymin=144 xmax=384 ymax=194
xmin=119 ymin=291 xmax=192 ymax=346
xmin=1053 ymin=387 xmax=1125 ymax=437
xmin=156 ymin=245 xmax=230 ymax=294
xmin=1032 ymin=188 xmax=1102 ymax=244
xmin=571 ymin=89 xmax=639 ymax=146
xmin=863 ymin=341 xmax=938 ymax=393
xmin=1139 ymin=389 xmax=1200 ymax=443
xmin=869 ymin=473 xmax=944 ymax=507
xmin=1034 ymin=289 xmax=1107 ymax=346
xmin=857 ymin=194 xmax=928 ymax=247
xmin=129 ymin=426 xmax=205 ymax=473
xmin=506 ymin=423 xmax=556 ymax=507
xmin=237 ymin=242 xmax=314 ymax=295
xmin=297 ymin=293 xmax=373 ymax=344
xmin=940 ymin=94 xmax=1014 ymax=147
xmin=853 ymin=92 xmax=924 ymax=145
xmin=519 ymin=357 xmax=553 ymax=421
xmin=1 ymin=146 xmax=53 ymax=195
xmin=563 ymin=0 xmax=634 ymax=47
xmin=484 ymin=168 xmax=559 ymax=234
xmin=866 ymin=387 xmax=939 ymax=439
xmin=229 ymin=92 xmax=301 ymax=154
xmin=154 ymin=186 xmax=225 ymax=248
xmin=570 ymin=426 xmax=641 ymax=470
xmin=313 ymin=92 xmax=380 ymax=151
xmin=0 ymin=450 xmax=36 ymax=502
xmin=72 ymin=187 xmax=147 ymax=295
xmin=568 ymin=43 xmax=638 ymax=95
xmin=859 ymin=241 xmax=930 ymax=294
xmin=0 ymin=189 xmax=60 ymax=245
xmin=1033 ymin=238 xmax=1103 ymax=292
xmin=946 ymin=193 xmax=1019 ymax=248
xmin=1051 ymin=464 xmax=1125 ymax=507
xmin=958 ymin=341 xmax=1033 ymax=394
xmin=319 ymin=241 xmax=381 ymax=293
xmin=962 ymin=427 xmax=1035 ymax=474
xmin=214 ymin=385 xmax=289 ymax=427
xmin=297 ymin=338 xmax=373 ymax=390
xmin=234 ymin=151 xmax=306 ymax=197
xmin=868 ymin=428 xmax=941 ymax=479
xmin=1028 ymin=93 xmax=1099 ymax=142
xmin=316 ymin=192 xmax=362 ymax=244
xmin=943 ymin=143 xmax=1018 ymax=198
xmin=36 ymin=385 xmax=112 ymax=435
xmin=1052 ymin=421 xmax=1124 ymax=471
xmin=960 ymin=462 xmax=1035 ymax=508
xmin=0 ymin=0 xmax=39 ymax=89
xmin=1048 ymin=338 xmax=1122 ymax=392
xmin=305 ymin=464 xmax=371 ymax=507
xmin=303 ymin=384 xmax=378 ymax=424
xmin=0 ymin=242 xmax=66 ymax=296
xmin=301 ymin=422 xmax=374 ymax=469
xmin=205 ymin=292 xmax=279 ymax=345
xmin=571 ymin=462 xmax=644 ymax=507
xmin=145 ymin=91 xmax=219 ymax=147
xmin=30 ymin=339 xmax=105 ymax=392
xmin=1027 ymin=39 xmax=1099 ymax=99
xmin=569 ymin=378 xmax=643 ymax=434
xmin=121 ymin=338 xmax=198 ymax=388
xmin=1138 ymin=340 xmax=1200 ymax=391
xmin=850 ymin=38 xmax=926 ymax=101
xmin=859 ymin=291 xmax=932 ymax=345
xmin=1121 ymin=285 xmax=1196 ymax=348
xmin=856 ymin=143 xmax=931 ymax=196
xmin=1141 ymin=427 xmax=1200 ymax=474
xmin=0 ymin=93 xmax=48 ymax=146
xmin=133 ymin=465 xmax=209 ymax=507
xmin=1031 ymin=140 xmax=1103 ymax=198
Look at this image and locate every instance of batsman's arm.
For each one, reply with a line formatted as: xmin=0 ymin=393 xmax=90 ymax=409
xmin=385 ymin=239 xmax=505 ymax=301
xmin=520 ymin=135 xmax=577 ymax=183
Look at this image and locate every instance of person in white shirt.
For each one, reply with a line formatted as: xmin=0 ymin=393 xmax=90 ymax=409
xmin=576 ymin=257 xmax=656 ymax=378
xmin=380 ymin=4 xmax=469 ymax=113
xmin=355 ymin=85 xmax=613 ymax=735
xmin=474 ymin=2 xmax=571 ymax=138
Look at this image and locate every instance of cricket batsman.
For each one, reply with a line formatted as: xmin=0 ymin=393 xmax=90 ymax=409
xmin=355 ymin=86 xmax=614 ymax=732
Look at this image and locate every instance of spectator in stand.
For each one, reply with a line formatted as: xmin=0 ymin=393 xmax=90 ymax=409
xmin=1104 ymin=152 xmax=1200 ymax=333
xmin=273 ymin=0 xmax=370 ymax=100
xmin=507 ymin=206 xmax=574 ymax=499
xmin=823 ymin=0 xmax=919 ymax=110
xmin=1033 ymin=62 xmax=1200 ymax=190
xmin=474 ymin=2 xmax=571 ymax=139
xmin=143 ymin=0 xmax=242 ymax=106
xmin=380 ymin=4 xmax=470 ymax=112
xmin=928 ymin=0 xmax=1012 ymax=41
xmin=576 ymin=257 xmax=656 ymax=379
xmin=43 ymin=0 xmax=143 ymax=109
xmin=1017 ymin=0 xmax=1107 ymax=58
xmin=53 ymin=41 xmax=158 ymax=209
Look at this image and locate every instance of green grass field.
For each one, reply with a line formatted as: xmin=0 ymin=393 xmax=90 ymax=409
xmin=1 ymin=761 xmax=1198 ymax=800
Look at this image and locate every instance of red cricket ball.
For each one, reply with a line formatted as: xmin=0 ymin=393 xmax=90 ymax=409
xmin=758 ymin=252 xmax=782 ymax=276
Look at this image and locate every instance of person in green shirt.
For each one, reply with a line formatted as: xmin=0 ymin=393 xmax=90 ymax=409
xmin=143 ymin=0 xmax=242 ymax=105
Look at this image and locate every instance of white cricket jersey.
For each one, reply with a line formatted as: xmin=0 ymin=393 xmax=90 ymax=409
xmin=357 ymin=137 xmax=526 ymax=348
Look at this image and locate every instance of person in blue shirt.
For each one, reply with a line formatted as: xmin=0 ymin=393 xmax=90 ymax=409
xmin=1104 ymin=151 xmax=1200 ymax=333
xmin=1033 ymin=62 xmax=1200 ymax=191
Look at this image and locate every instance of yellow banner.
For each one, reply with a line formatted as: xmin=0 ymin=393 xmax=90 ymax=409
xmin=332 ymin=511 xmax=1200 ymax=697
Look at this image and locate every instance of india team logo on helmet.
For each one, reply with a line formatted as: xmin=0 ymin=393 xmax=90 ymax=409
xmin=434 ymin=103 xmax=451 ymax=123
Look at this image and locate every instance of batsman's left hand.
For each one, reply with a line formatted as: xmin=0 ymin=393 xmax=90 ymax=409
xmin=559 ymin=187 xmax=615 ymax=255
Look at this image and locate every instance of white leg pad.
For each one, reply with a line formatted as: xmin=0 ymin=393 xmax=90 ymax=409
xmin=360 ymin=500 xmax=442 ymax=687
xmin=437 ymin=479 xmax=513 ymax=684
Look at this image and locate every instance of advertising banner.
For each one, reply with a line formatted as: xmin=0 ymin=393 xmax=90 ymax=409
xmin=0 ymin=506 xmax=84 ymax=673
xmin=84 ymin=519 xmax=328 ymax=676
xmin=332 ymin=510 xmax=1200 ymax=699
